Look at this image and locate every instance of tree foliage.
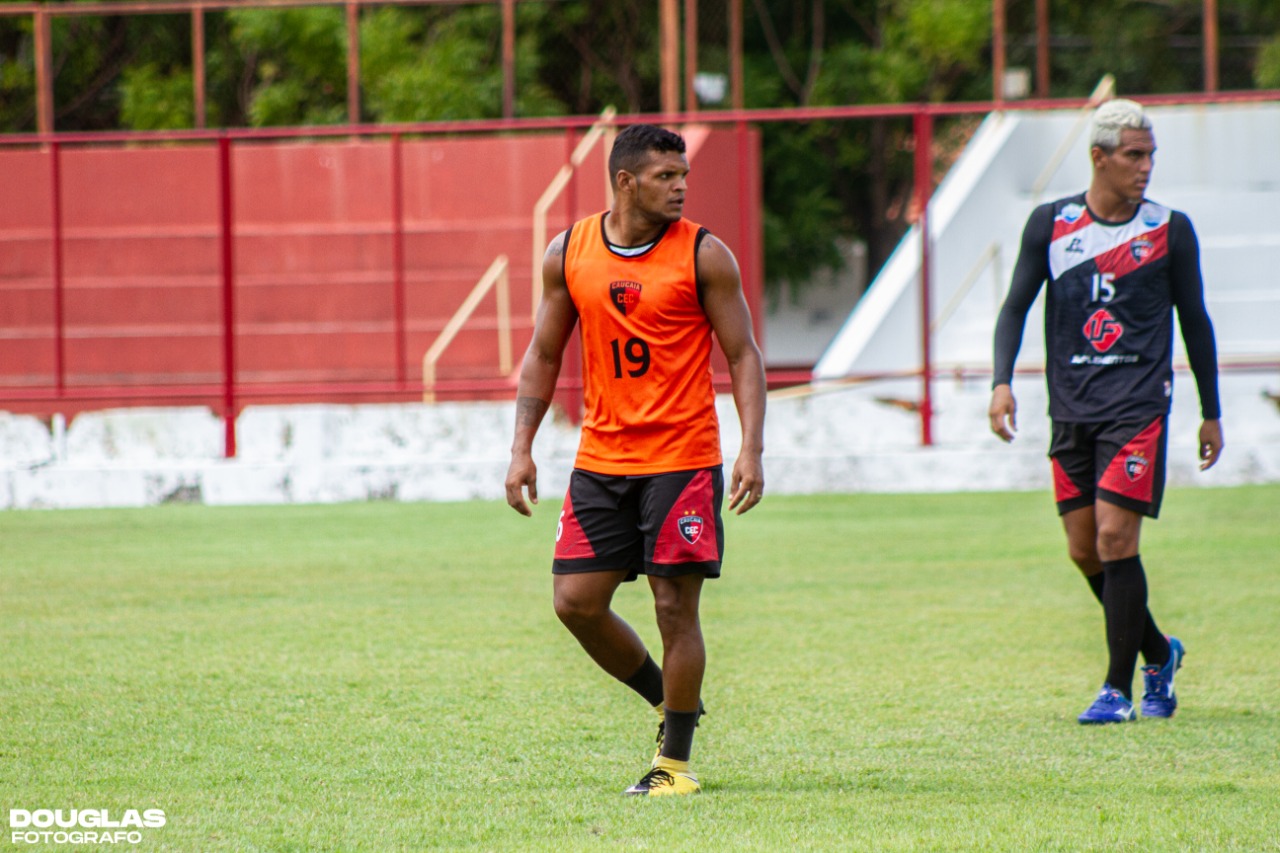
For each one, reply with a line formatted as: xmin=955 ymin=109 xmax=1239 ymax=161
xmin=1 ymin=0 xmax=1277 ymax=295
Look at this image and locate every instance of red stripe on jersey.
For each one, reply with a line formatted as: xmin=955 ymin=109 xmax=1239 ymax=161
xmin=1098 ymin=417 xmax=1163 ymax=503
xmin=553 ymin=500 xmax=596 ymax=560
xmin=650 ymin=469 xmax=720 ymax=565
xmin=1052 ymin=457 xmax=1083 ymax=503
xmin=1092 ymin=222 xmax=1169 ymax=280
xmin=1051 ymin=211 xmax=1094 ymax=241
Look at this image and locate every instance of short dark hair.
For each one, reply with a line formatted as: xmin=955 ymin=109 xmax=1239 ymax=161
xmin=608 ymin=124 xmax=686 ymax=187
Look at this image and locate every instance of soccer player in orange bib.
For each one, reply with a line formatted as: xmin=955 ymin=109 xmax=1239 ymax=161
xmin=505 ymin=124 xmax=766 ymax=796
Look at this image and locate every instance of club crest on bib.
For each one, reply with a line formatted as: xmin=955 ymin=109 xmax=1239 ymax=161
xmin=610 ymin=280 xmax=643 ymax=315
xmin=1125 ymin=452 xmax=1150 ymax=482
xmin=1083 ymin=308 xmax=1124 ymax=353
xmin=676 ymin=510 xmax=704 ymax=545
xmin=1130 ymin=238 xmax=1153 ymax=263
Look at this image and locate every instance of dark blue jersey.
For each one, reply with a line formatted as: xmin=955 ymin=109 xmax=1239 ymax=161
xmin=993 ymin=192 xmax=1221 ymax=423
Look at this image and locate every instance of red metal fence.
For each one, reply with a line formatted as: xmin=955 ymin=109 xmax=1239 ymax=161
xmin=0 ymin=114 xmax=766 ymax=455
xmin=3 ymin=91 xmax=1276 ymax=455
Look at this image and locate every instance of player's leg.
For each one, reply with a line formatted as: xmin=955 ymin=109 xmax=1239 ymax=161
xmin=650 ymin=572 xmax=705 ymax=755
xmin=1053 ymin=423 xmax=1136 ymax=723
xmin=552 ymin=471 xmax=664 ymax=707
xmin=1094 ymin=414 xmax=1182 ymax=717
xmin=553 ymin=569 xmax=655 ymax=685
xmin=1093 ymin=500 xmax=1148 ymax=702
xmin=624 ymin=467 xmax=722 ymax=796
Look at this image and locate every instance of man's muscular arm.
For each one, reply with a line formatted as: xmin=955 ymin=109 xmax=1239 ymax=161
xmin=505 ymin=233 xmax=578 ymax=515
xmin=1168 ymin=213 xmax=1223 ymax=470
xmin=698 ymin=234 xmax=766 ymax=515
xmin=990 ymin=204 xmax=1053 ymax=442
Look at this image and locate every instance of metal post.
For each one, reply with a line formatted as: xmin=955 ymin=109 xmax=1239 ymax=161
xmin=50 ymin=141 xmax=65 ymax=395
xmin=1204 ymin=0 xmax=1218 ymax=93
xmin=660 ymin=0 xmax=679 ymax=117
xmin=501 ymin=0 xmax=515 ymax=118
xmin=193 ymin=5 xmax=206 ymax=128
xmin=729 ymin=0 xmax=743 ymax=111
xmin=218 ymin=136 xmax=237 ymax=457
xmin=1035 ymin=0 xmax=1049 ymax=99
xmin=391 ymin=133 xmax=407 ymax=387
xmin=684 ymin=0 xmax=698 ymax=113
xmin=34 ymin=10 xmax=53 ymax=134
xmin=992 ymin=0 xmax=1006 ymax=105
xmin=346 ymin=1 xmax=361 ymax=124
xmin=913 ymin=111 xmax=935 ymax=447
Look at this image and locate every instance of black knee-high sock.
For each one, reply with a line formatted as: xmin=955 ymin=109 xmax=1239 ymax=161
xmin=1101 ymin=556 xmax=1149 ymax=699
xmin=1085 ymin=571 xmax=1170 ymax=668
xmin=660 ymin=708 xmax=700 ymax=762
xmin=621 ymin=653 xmax=665 ymax=707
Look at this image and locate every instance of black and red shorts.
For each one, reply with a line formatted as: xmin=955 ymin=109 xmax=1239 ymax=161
xmin=552 ymin=466 xmax=725 ymax=581
xmin=1049 ymin=415 xmax=1168 ymax=518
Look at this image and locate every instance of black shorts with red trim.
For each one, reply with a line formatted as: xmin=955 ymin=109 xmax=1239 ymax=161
xmin=552 ymin=466 xmax=725 ymax=581
xmin=1049 ymin=415 xmax=1169 ymax=518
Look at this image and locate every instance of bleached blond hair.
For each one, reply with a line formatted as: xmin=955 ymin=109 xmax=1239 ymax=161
xmin=1090 ymin=99 xmax=1153 ymax=151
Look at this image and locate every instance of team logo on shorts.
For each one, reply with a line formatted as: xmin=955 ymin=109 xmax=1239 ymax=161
xmin=1125 ymin=452 xmax=1150 ymax=482
xmin=1083 ymin=308 xmax=1123 ymax=352
xmin=1130 ymin=238 xmax=1153 ymax=263
xmin=610 ymin=280 xmax=643 ymax=315
xmin=676 ymin=510 xmax=704 ymax=545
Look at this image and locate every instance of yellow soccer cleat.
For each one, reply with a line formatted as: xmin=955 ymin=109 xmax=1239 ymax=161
xmin=623 ymin=759 xmax=701 ymax=797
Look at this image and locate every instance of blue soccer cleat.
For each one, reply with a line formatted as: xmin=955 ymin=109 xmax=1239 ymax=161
xmin=1078 ymin=684 xmax=1136 ymax=724
xmin=1140 ymin=635 xmax=1185 ymax=718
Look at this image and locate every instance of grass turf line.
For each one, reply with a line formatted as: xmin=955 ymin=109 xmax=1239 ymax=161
xmin=1 ymin=486 xmax=1276 ymax=851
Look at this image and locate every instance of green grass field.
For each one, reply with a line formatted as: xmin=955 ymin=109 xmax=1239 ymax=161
xmin=2 ymin=485 xmax=1277 ymax=851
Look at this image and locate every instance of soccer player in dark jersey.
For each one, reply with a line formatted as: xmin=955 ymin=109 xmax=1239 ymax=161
xmin=505 ymin=124 xmax=766 ymax=793
xmin=989 ymin=99 xmax=1223 ymax=724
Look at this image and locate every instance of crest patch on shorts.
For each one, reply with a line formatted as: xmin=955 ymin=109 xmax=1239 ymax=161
xmin=1125 ymin=452 xmax=1150 ymax=482
xmin=677 ymin=511 xmax=704 ymax=545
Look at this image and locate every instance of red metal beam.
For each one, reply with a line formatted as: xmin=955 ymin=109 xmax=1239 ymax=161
xmin=390 ymin=132 xmax=407 ymax=387
xmin=0 ymin=0 xmax=506 ymax=17
xmin=6 ymin=90 xmax=1279 ymax=151
xmin=218 ymin=136 xmax=237 ymax=457
xmin=193 ymin=6 xmax=207 ymax=129
xmin=684 ymin=0 xmax=698 ymax=113
xmin=660 ymin=0 xmax=679 ymax=116
xmin=33 ymin=10 xmax=52 ymax=134
xmin=992 ymin=0 xmax=1006 ymax=104
xmin=729 ymin=0 xmax=742 ymax=111
xmin=49 ymin=141 xmax=65 ymax=393
xmin=1035 ymin=0 xmax=1049 ymax=99
xmin=913 ymin=112 xmax=934 ymax=447
xmin=501 ymin=0 xmax=515 ymax=118
xmin=1204 ymin=0 xmax=1219 ymax=93
xmin=346 ymin=1 xmax=361 ymax=124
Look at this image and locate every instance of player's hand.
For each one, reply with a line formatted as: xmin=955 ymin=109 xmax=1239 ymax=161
xmin=1198 ymin=419 xmax=1223 ymax=471
xmin=728 ymin=452 xmax=764 ymax=515
xmin=505 ymin=453 xmax=539 ymax=516
xmin=988 ymin=384 xmax=1018 ymax=443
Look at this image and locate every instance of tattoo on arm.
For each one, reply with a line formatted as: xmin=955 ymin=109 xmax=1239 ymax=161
xmin=516 ymin=396 xmax=550 ymax=428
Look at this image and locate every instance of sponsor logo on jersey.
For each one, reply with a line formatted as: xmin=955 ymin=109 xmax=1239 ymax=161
xmin=609 ymin=280 xmax=643 ymax=315
xmin=1125 ymin=452 xmax=1150 ymax=481
xmin=677 ymin=510 xmax=704 ymax=545
xmin=1130 ymin=238 xmax=1153 ymax=263
xmin=1066 ymin=237 xmax=1084 ymax=254
xmin=1083 ymin=308 xmax=1124 ymax=353
xmin=1060 ymin=203 xmax=1085 ymax=224
xmin=1141 ymin=207 xmax=1162 ymax=227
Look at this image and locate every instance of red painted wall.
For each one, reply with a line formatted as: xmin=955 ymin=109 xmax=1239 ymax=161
xmin=0 ymin=126 xmax=762 ymax=416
